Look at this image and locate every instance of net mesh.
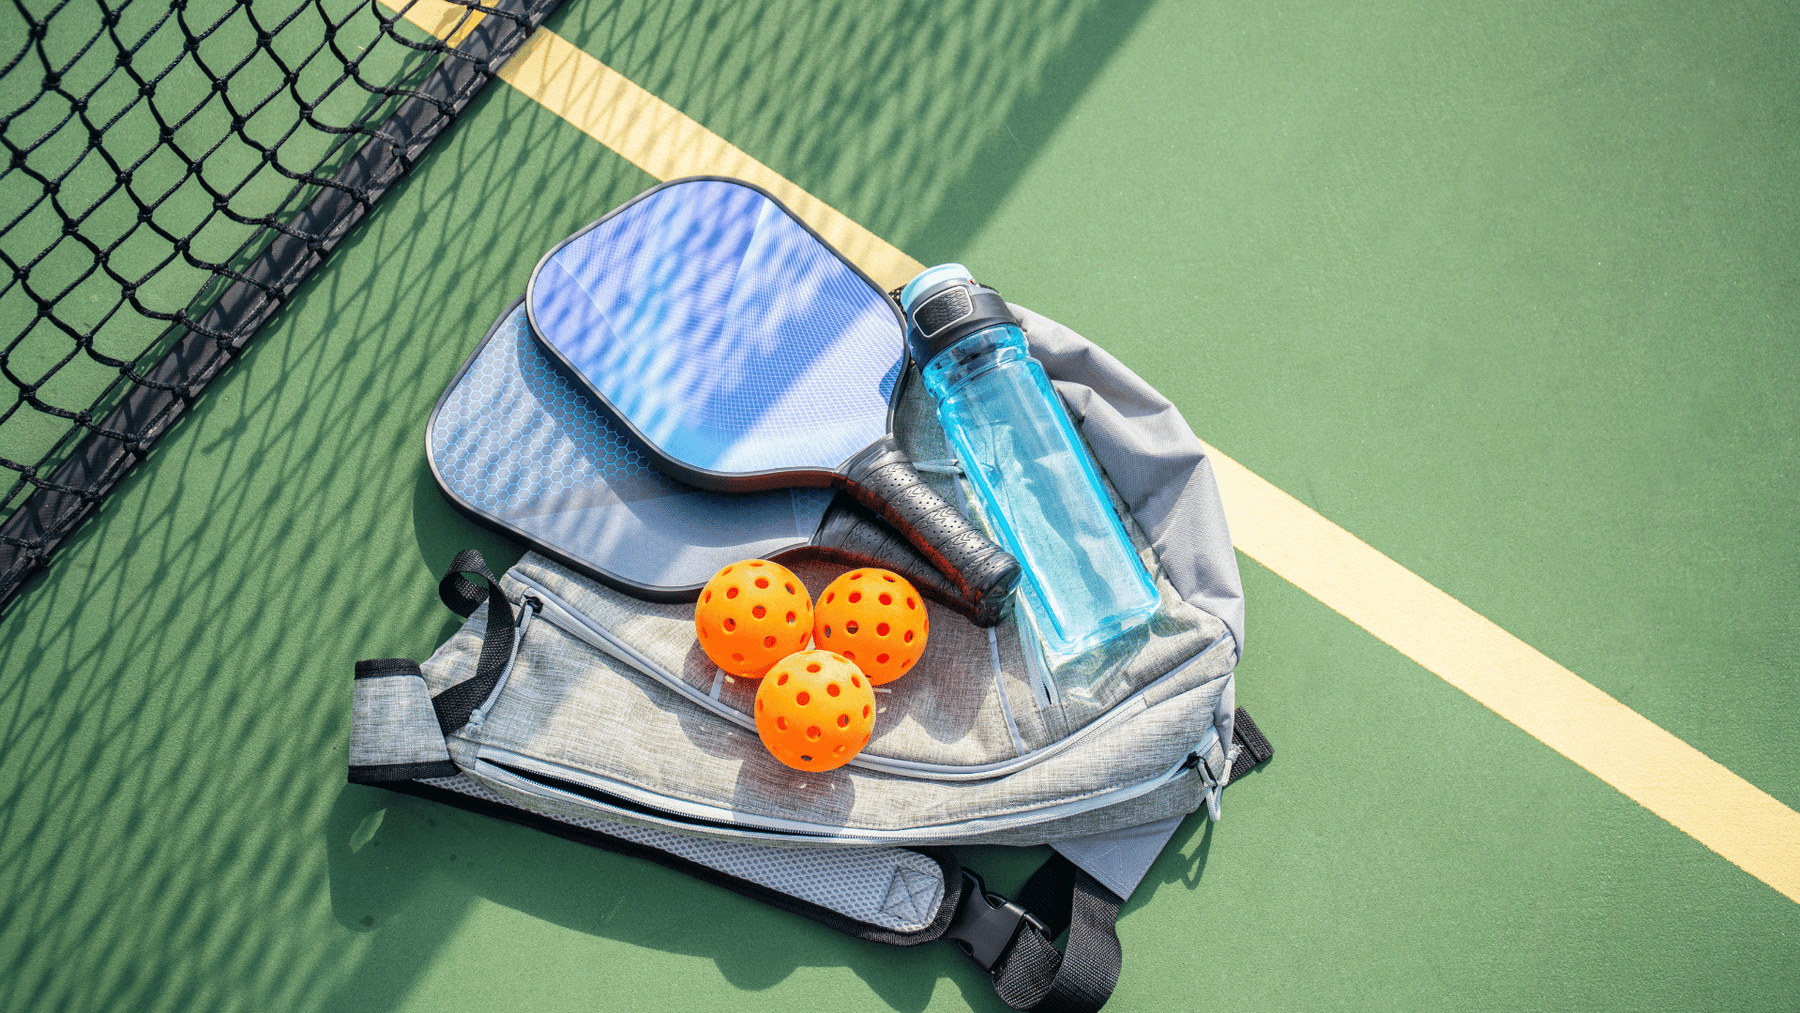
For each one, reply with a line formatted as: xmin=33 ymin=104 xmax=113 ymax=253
xmin=0 ymin=0 xmax=557 ymax=612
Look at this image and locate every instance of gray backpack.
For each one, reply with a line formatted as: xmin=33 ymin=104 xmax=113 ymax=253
xmin=348 ymin=304 xmax=1272 ymax=1012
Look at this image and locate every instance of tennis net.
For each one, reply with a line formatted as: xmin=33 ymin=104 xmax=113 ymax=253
xmin=0 ymin=0 xmax=559 ymax=614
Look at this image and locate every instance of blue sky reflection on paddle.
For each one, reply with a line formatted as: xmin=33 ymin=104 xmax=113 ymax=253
xmin=529 ymin=180 xmax=903 ymax=478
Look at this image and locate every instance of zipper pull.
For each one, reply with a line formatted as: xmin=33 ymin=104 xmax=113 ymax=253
xmin=1184 ymin=748 xmax=1225 ymax=821
xmin=469 ymin=596 xmax=542 ymax=730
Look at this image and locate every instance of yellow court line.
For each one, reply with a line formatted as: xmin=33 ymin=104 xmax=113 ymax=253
xmin=386 ymin=1 xmax=1800 ymax=904
xmin=1203 ymin=451 xmax=1800 ymax=903
xmin=494 ymin=33 xmax=923 ymax=290
xmin=398 ymin=0 xmax=485 ymax=47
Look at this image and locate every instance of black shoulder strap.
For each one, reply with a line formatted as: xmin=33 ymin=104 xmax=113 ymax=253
xmin=944 ymin=855 xmax=1122 ymax=1013
xmin=948 ymin=707 xmax=1276 ymax=1011
xmin=1004 ymin=854 xmax=1125 ymax=1012
xmin=430 ymin=549 xmax=517 ymax=735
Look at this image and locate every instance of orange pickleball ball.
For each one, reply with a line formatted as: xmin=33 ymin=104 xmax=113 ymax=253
xmin=694 ymin=560 xmax=813 ymax=676
xmin=754 ymin=651 xmax=877 ymax=771
xmin=811 ymin=568 xmax=929 ymax=685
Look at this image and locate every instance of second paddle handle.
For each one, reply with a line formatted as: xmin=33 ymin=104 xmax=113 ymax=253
xmin=841 ymin=434 xmax=1020 ymax=627
xmin=809 ymin=494 xmax=967 ymax=619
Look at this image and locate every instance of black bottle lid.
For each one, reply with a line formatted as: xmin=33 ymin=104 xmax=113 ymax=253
xmin=899 ymin=266 xmax=1020 ymax=369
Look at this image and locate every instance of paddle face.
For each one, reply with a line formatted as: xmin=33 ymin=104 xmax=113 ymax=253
xmin=522 ymin=177 xmax=1021 ymax=626
xmin=526 ymin=177 xmax=904 ymax=487
xmin=428 ymin=300 xmax=964 ymax=611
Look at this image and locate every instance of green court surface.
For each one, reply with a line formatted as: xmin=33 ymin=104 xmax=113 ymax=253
xmin=3 ymin=1 xmax=1797 ymax=1011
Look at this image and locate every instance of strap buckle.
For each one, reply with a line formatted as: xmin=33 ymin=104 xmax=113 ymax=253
xmin=945 ymin=869 xmax=1046 ymax=972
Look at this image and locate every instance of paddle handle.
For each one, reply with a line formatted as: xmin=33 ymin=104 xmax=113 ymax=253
xmin=807 ymin=494 xmax=971 ymax=621
xmin=841 ymin=434 xmax=1020 ymax=627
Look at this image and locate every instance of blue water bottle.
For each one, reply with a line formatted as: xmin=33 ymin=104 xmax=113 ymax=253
xmin=900 ymin=265 xmax=1159 ymax=659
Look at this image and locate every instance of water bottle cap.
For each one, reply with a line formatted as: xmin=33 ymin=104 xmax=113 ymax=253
xmin=899 ymin=264 xmax=1020 ymax=369
xmin=899 ymin=263 xmax=974 ymax=312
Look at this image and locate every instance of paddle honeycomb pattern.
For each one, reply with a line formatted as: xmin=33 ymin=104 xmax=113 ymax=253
xmin=431 ymin=305 xmax=679 ymax=515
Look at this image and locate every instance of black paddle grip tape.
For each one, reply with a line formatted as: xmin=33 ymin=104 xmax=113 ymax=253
xmin=811 ymin=495 xmax=969 ymax=620
xmin=841 ymin=434 xmax=1020 ymax=627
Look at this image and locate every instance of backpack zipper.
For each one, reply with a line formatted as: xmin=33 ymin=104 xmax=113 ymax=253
xmin=465 ymin=594 xmax=540 ymax=731
xmin=507 ymin=569 xmax=1232 ymax=783
xmin=469 ymin=733 xmax=1214 ymax=846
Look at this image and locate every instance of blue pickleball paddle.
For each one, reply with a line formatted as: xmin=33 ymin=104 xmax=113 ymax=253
xmin=429 ymin=298 xmax=972 ymax=614
xmin=525 ymin=178 xmax=1017 ymax=626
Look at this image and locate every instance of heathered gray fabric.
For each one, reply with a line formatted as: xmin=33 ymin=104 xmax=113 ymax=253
xmin=354 ymin=306 xmax=1243 ymax=849
xmin=444 ymin=717 xmax=1219 ymax=848
xmin=438 ymin=567 xmax=1233 ymax=844
xmin=511 ymin=555 xmax=1023 ymax=767
xmin=420 ymin=773 xmax=945 ymax=932
xmin=419 ymin=610 xmax=484 ymax=699
xmin=503 ymin=543 xmax=1224 ymax=769
xmin=349 ymin=674 xmax=451 ymax=769
xmin=1052 ymin=816 xmax=1184 ymax=900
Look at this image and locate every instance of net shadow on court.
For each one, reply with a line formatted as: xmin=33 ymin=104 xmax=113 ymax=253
xmin=0 ymin=0 xmax=557 ymax=611
xmin=0 ymin=3 xmax=1169 ymax=1010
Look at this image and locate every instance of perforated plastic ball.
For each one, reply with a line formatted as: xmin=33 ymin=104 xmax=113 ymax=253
xmin=811 ymin=568 xmax=930 ymax=685
xmin=754 ymin=651 xmax=877 ymax=771
xmin=694 ymin=560 xmax=813 ymax=677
